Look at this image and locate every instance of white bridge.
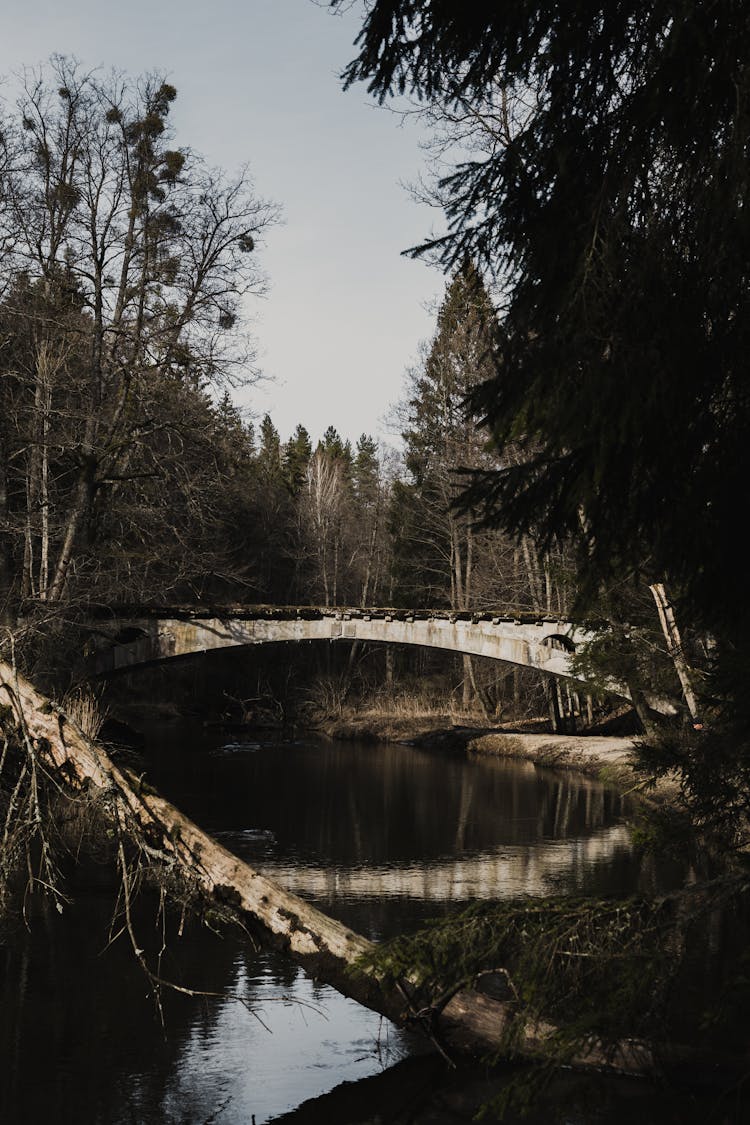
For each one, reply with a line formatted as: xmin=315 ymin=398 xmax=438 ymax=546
xmin=90 ymin=606 xmax=589 ymax=682
xmin=88 ymin=606 xmax=677 ymax=713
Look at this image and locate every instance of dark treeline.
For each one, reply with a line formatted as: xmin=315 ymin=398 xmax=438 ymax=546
xmin=0 ymin=60 xmax=568 ymax=722
xmin=331 ymin=0 xmax=750 ymax=856
xmin=0 ymin=68 xmax=562 ymax=626
xmin=0 ymin=264 xmax=560 ymax=625
xmin=0 ymin=61 xmax=275 ymax=615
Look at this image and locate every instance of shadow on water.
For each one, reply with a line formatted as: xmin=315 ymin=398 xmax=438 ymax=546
xmin=271 ymin=1053 xmax=744 ymax=1124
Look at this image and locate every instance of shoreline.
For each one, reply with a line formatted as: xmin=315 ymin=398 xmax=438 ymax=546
xmin=318 ymin=712 xmax=680 ymax=805
xmin=113 ymin=702 xmax=680 ymax=807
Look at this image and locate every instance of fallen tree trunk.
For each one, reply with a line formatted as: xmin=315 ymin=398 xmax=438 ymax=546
xmin=0 ymin=658 xmax=655 ymax=1073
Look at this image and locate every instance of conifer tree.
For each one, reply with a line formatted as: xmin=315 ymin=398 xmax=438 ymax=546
xmin=338 ymin=0 xmax=750 ymax=825
xmin=352 ymin=435 xmax=387 ymax=606
xmin=397 ymin=260 xmax=499 ymax=611
xmin=256 ymin=415 xmax=283 ymax=485
xmin=282 ymin=425 xmax=312 ymax=495
xmin=337 ymin=0 xmax=750 ymax=642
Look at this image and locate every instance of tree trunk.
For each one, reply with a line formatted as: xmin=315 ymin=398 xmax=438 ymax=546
xmin=649 ymin=582 xmax=700 ymax=722
xmin=21 ymin=475 xmax=34 ymax=599
xmin=465 ymin=653 xmax=493 ymax=718
xmin=627 ymin=679 xmax=657 ymax=735
xmin=47 ymin=469 xmax=96 ymax=603
xmin=520 ymin=535 xmax=543 ymax=610
xmin=0 ymin=433 xmax=13 ymax=613
xmin=38 ymin=379 xmax=51 ymax=600
xmin=385 ymin=643 xmax=394 ymax=687
xmin=545 ymin=678 xmax=563 ymax=733
xmin=464 ymin=520 xmax=473 ymax=608
xmin=462 ymin=652 xmax=473 ymax=709
xmin=360 ymin=535 xmax=373 ymax=608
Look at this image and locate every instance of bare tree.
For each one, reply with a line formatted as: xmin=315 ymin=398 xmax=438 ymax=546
xmin=0 ymin=58 xmax=277 ymax=608
xmin=301 ymin=445 xmax=349 ymax=606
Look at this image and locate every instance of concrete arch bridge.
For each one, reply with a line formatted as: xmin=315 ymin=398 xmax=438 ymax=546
xmin=90 ymin=605 xmax=590 ymax=683
xmin=88 ymin=605 xmax=678 ymax=714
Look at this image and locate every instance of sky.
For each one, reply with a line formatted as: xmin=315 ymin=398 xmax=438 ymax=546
xmin=0 ymin=0 xmax=446 ymax=448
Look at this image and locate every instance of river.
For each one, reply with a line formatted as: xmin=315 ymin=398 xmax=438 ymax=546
xmin=0 ymin=727 xmax=705 ymax=1123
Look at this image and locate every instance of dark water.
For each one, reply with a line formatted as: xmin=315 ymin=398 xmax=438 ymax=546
xmin=0 ymin=730 xmax=701 ymax=1124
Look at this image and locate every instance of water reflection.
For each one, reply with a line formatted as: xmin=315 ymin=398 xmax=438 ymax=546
xmin=0 ymin=731 xmax=688 ymax=1123
xmin=0 ymin=890 xmax=422 ymax=1125
xmin=154 ymin=740 xmax=631 ymax=870
xmin=236 ymin=823 xmax=633 ymax=903
xmin=146 ymin=735 xmax=686 ymax=933
xmin=161 ymin=959 xmax=412 ymax=1124
xmin=173 ymin=738 xmax=625 ymax=859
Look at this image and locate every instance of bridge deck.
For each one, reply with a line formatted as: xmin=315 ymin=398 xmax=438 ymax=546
xmin=88 ymin=603 xmax=590 ymax=626
xmin=84 ymin=606 xmax=677 ymax=716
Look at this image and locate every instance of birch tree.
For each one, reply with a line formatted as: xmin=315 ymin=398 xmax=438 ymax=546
xmin=301 ymin=443 xmax=349 ymax=606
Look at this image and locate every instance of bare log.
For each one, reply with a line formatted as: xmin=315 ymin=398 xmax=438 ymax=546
xmin=649 ymin=581 xmax=701 ymax=722
xmin=0 ymin=658 xmax=656 ymax=1072
xmin=0 ymin=660 xmax=396 ymax=1012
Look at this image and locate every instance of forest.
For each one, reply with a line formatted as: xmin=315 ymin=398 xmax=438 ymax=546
xmin=0 ymin=61 xmax=589 ymax=728
xmin=0 ymin=54 xmax=743 ymax=835
xmin=2 ymin=4 xmax=750 ymax=1117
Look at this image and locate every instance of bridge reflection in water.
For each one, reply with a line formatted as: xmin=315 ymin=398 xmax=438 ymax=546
xmin=236 ymin=823 xmax=633 ymax=903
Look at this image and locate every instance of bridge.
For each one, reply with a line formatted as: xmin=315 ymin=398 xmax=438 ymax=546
xmin=90 ymin=605 xmax=590 ymax=681
xmin=87 ymin=605 xmax=678 ymax=714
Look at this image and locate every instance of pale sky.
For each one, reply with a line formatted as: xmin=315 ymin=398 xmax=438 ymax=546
xmin=0 ymin=0 xmax=445 ymax=447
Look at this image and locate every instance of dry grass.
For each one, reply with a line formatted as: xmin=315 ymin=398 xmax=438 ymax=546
xmin=316 ymin=689 xmax=490 ymax=743
xmin=61 ymin=686 xmax=108 ymax=741
xmin=358 ymin=690 xmax=460 ymax=719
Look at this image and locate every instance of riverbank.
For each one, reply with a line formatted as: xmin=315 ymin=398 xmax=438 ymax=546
xmin=110 ymin=693 xmax=679 ymax=807
xmin=318 ymin=711 xmax=681 ymax=805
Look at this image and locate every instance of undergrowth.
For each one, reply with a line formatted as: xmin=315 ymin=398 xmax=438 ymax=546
xmin=360 ymin=879 xmax=750 ymax=1080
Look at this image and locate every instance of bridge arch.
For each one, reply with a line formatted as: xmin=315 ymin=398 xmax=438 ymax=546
xmin=540 ymin=633 xmax=577 ymax=653
xmin=90 ymin=607 xmax=592 ymax=685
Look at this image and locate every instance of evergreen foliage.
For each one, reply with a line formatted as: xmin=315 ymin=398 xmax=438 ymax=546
xmin=394 ymin=261 xmax=498 ymax=609
xmin=255 ymin=415 xmax=285 ymax=486
xmin=336 ymin=0 xmax=750 ymax=641
xmin=393 ymin=259 xmax=566 ymax=620
xmin=337 ymin=0 xmax=750 ymax=836
xmin=361 ymin=878 xmax=750 ymax=1079
xmin=282 ymin=424 xmax=313 ymax=495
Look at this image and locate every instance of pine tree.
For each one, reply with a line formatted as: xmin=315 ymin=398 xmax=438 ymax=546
xmin=256 ymin=415 xmax=283 ymax=484
xmin=282 ymin=425 xmax=312 ymax=495
xmin=398 ymin=261 xmax=498 ymax=612
xmin=352 ymin=435 xmax=386 ymax=606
